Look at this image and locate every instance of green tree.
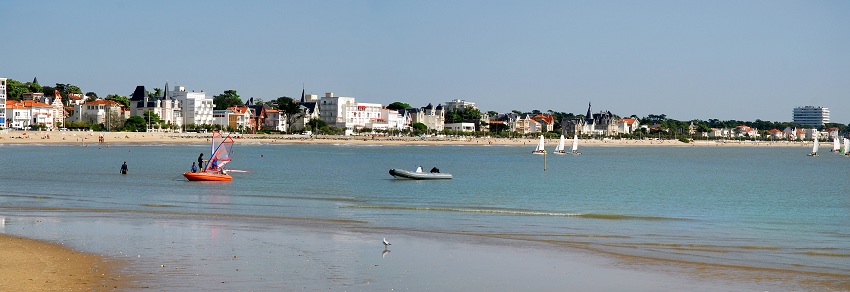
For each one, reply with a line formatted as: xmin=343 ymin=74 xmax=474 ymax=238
xmin=4 ymin=79 xmax=26 ymax=100
xmin=105 ymin=94 xmax=130 ymax=107
xmin=305 ymin=118 xmax=327 ymax=134
xmin=54 ymin=83 xmax=82 ymax=96
xmin=85 ymin=91 xmax=98 ymax=100
xmin=410 ymin=122 xmax=427 ymax=131
xmin=273 ymin=96 xmax=302 ymax=133
xmin=386 ymin=102 xmax=411 ymax=110
xmin=142 ymin=110 xmax=163 ymax=126
xmin=124 ymin=116 xmax=147 ymax=132
xmin=445 ymin=107 xmax=482 ymax=123
xmin=213 ymin=90 xmax=243 ymax=110
xmin=25 ymin=81 xmax=42 ymax=96
xmin=41 ymin=85 xmax=55 ymax=97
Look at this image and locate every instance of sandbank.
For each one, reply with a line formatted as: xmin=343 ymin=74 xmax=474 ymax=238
xmin=0 ymin=234 xmax=126 ymax=291
xmin=0 ymin=130 xmax=810 ymax=148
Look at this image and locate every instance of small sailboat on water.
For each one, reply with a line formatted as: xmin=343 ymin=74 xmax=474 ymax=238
xmin=184 ymin=131 xmax=236 ymax=181
xmin=571 ymin=134 xmax=581 ymax=155
xmin=554 ymin=135 xmax=566 ymax=154
xmin=832 ymin=137 xmax=841 ymax=152
xmin=807 ymin=138 xmax=819 ymax=157
xmin=844 ymin=138 xmax=849 ymax=156
xmin=532 ymin=135 xmax=546 ymax=155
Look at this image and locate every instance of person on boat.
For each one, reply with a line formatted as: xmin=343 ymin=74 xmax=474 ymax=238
xmin=415 ymin=166 xmax=423 ymax=173
xmin=191 ymin=162 xmax=198 ymax=173
xmin=120 ymin=161 xmax=128 ymax=174
xmin=211 ymin=159 xmax=219 ymax=173
xmin=197 ymin=153 xmax=204 ymax=170
xmin=430 ymin=167 xmax=440 ymax=173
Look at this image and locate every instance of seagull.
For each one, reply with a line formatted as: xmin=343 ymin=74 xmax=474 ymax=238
xmin=383 ymin=238 xmax=391 ymax=247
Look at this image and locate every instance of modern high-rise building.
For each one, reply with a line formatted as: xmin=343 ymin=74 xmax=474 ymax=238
xmin=0 ymin=77 xmax=7 ymax=127
xmin=792 ymin=106 xmax=829 ymax=127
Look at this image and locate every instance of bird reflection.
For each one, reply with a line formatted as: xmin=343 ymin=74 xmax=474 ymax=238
xmin=382 ymin=248 xmax=391 ymax=258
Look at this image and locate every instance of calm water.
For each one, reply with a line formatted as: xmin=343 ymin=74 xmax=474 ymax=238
xmin=1 ymin=142 xmax=849 ymax=289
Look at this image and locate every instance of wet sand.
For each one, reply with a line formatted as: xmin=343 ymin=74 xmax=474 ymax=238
xmin=0 ymin=234 xmax=126 ymax=291
xmin=0 ymin=130 xmax=809 ymax=147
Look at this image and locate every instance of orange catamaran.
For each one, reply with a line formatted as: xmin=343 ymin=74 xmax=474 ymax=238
xmin=183 ymin=131 xmax=235 ymax=181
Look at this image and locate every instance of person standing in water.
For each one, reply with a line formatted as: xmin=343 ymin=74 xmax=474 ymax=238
xmin=120 ymin=161 xmax=128 ymax=174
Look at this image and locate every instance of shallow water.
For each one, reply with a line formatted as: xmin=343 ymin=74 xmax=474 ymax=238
xmin=1 ymin=143 xmax=848 ymax=290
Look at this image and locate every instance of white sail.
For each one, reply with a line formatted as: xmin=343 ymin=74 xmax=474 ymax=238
xmin=844 ymin=138 xmax=849 ymax=155
xmin=571 ymin=134 xmax=579 ymax=152
xmin=812 ymin=138 xmax=819 ymax=154
xmin=554 ymin=135 xmax=566 ymax=153
xmin=834 ymin=138 xmax=841 ymax=152
xmin=532 ymin=135 xmax=546 ymax=154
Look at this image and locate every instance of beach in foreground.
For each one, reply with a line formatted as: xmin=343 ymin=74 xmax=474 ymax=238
xmin=0 ymin=234 xmax=125 ymax=291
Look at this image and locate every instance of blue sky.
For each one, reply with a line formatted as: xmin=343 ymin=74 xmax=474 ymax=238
xmin=3 ymin=0 xmax=848 ymax=123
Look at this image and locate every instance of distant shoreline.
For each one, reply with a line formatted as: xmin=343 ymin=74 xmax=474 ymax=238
xmin=0 ymin=130 xmax=813 ymax=148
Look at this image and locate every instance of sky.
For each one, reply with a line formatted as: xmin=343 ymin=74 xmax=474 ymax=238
xmin=2 ymin=0 xmax=848 ymax=123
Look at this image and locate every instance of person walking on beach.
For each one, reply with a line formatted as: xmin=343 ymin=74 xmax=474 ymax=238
xmin=197 ymin=153 xmax=204 ymax=170
xmin=120 ymin=161 xmax=128 ymax=174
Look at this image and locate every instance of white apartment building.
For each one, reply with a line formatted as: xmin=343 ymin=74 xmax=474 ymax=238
xmin=444 ymin=99 xmax=477 ymax=111
xmin=793 ymin=106 xmax=829 ymax=127
xmin=319 ymin=92 xmax=355 ymax=130
xmin=317 ymin=92 xmax=389 ymax=135
xmin=0 ymin=77 xmax=6 ymax=127
xmin=170 ymin=85 xmax=214 ymax=126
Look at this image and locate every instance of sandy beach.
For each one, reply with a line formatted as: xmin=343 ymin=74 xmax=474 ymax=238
xmin=0 ymin=130 xmax=811 ymax=148
xmin=0 ymin=234 xmax=126 ymax=291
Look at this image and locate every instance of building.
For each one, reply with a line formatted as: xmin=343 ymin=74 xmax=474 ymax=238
xmin=5 ymin=100 xmax=57 ymax=129
xmin=444 ymin=99 xmax=477 ymax=112
xmin=617 ymin=118 xmax=640 ymax=134
xmin=318 ymin=92 xmax=355 ymax=130
xmin=793 ymin=106 xmax=829 ymax=127
xmin=318 ymin=92 xmax=386 ymax=135
xmin=404 ymin=103 xmax=445 ymax=132
xmin=0 ymin=77 xmax=6 ymax=127
xmin=294 ymin=92 xmax=320 ymax=132
xmin=129 ymin=83 xmax=183 ymax=131
xmin=70 ymin=99 xmax=127 ymax=130
xmin=169 ymin=85 xmax=215 ymax=126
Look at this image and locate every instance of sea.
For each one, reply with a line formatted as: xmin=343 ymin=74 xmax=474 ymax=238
xmin=1 ymin=142 xmax=848 ymax=290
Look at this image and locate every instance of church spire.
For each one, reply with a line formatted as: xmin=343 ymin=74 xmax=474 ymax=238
xmin=300 ymin=83 xmax=306 ymax=103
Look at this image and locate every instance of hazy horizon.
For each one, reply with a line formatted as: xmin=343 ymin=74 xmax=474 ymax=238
xmin=2 ymin=0 xmax=847 ymax=123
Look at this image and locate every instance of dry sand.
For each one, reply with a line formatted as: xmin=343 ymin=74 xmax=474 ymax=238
xmin=0 ymin=130 xmax=808 ymax=148
xmin=0 ymin=234 xmax=126 ymax=291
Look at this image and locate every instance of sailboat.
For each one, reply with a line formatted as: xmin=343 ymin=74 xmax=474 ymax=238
xmin=532 ymin=135 xmax=546 ymax=154
xmin=832 ymin=137 xmax=841 ymax=152
xmin=554 ymin=135 xmax=566 ymax=154
xmin=807 ymin=138 xmax=819 ymax=157
xmin=571 ymin=134 xmax=581 ymax=155
xmin=844 ymin=138 xmax=849 ymax=156
xmin=183 ymin=131 xmax=236 ymax=181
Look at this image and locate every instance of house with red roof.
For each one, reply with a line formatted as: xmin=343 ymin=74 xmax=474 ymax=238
xmin=5 ymin=100 xmax=56 ymax=129
xmin=616 ymin=118 xmax=640 ymax=134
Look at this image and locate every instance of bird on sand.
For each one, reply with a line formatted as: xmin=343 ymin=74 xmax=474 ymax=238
xmin=383 ymin=238 xmax=391 ymax=247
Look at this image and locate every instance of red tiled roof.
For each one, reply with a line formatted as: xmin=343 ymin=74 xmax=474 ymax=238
xmin=85 ymin=99 xmax=122 ymax=106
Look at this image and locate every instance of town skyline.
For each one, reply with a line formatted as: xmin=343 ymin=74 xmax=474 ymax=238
xmin=2 ymin=1 xmax=847 ymax=122
xmin=1 ymin=74 xmax=842 ymax=127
